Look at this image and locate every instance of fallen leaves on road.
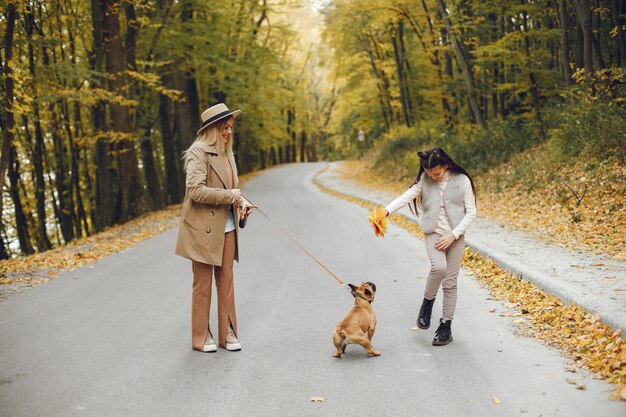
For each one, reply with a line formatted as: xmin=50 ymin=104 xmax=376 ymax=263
xmin=314 ymin=167 xmax=626 ymax=401
xmin=492 ymin=396 xmax=502 ymax=404
xmin=310 ymin=397 xmax=325 ymax=402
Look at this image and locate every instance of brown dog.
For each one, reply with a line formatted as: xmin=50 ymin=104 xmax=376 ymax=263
xmin=332 ymin=282 xmax=380 ymax=358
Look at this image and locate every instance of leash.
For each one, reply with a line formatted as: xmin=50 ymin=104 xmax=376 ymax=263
xmin=240 ymin=194 xmax=352 ymax=294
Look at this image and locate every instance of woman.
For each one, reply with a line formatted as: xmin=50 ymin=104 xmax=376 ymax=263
xmin=384 ymin=148 xmax=476 ymax=346
xmin=175 ymin=103 xmax=254 ymax=352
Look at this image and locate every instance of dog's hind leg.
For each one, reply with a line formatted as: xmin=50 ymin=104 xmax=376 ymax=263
xmin=351 ymin=333 xmax=381 ymax=356
xmin=332 ymin=332 xmax=345 ymax=358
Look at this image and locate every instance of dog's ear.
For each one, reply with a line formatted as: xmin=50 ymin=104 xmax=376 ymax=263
xmin=366 ymin=282 xmax=376 ymax=292
xmin=364 ymin=289 xmax=372 ymax=297
xmin=348 ymin=283 xmax=358 ymax=292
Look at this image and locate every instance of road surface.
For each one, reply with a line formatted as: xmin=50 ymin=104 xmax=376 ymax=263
xmin=0 ymin=163 xmax=623 ymax=416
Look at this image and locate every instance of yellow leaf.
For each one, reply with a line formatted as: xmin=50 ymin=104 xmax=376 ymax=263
xmin=492 ymin=396 xmax=502 ymax=404
xmin=367 ymin=207 xmax=388 ymax=238
xmin=310 ymin=397 xmax=325 ymax=402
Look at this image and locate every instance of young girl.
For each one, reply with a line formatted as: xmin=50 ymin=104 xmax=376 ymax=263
xmin=384 ymin=148 xmax=476 ymax=346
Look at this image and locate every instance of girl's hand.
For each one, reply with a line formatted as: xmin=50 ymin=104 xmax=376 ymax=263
xmin=435 ymin=232 xmax=456 ymax=251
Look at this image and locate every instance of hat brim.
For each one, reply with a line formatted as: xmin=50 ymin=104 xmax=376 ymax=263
xmin=196 ymin=110 xmax=241 ymax=135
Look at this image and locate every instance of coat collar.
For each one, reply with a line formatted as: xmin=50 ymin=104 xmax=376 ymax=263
xmin=192 ymin=141 xmax=237 ymax=189
xmin=193 ymin=141 xmax=218 ymax=155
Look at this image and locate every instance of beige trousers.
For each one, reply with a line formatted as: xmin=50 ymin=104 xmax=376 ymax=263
xmin=191 ymin=231 xmax=238 ymax=350
xmin=423 ymin=233 xmax=465 ymax=321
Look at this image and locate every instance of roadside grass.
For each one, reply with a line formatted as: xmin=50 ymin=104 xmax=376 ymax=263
xmin=313 ymin=165 xmax=626 ymax=401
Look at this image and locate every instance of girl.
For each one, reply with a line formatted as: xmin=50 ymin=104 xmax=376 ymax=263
xmin=384 ymin=148 xmax=476 ymax=345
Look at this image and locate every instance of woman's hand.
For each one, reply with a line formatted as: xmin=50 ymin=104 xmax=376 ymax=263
xmin=435 ymin=232 xmax=456 ymax=251
xmin=239 ymin=201 xmax=257 ymax=219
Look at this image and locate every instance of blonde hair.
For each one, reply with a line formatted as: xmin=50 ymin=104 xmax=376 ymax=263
xmin=183 ymin=116 xmax=234 ymax=171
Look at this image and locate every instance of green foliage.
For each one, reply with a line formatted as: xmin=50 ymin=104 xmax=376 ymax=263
xmin=372 ymin=118 xmax=541 ymax=179
xmin=555 ymin=98 xmax=626 ymax=162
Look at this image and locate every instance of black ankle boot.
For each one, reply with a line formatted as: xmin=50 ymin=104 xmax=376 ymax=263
xmin=432 ymin=319 xmax=453 ymax=346
xmin=417 ymin=298 xmax=435 ymax=329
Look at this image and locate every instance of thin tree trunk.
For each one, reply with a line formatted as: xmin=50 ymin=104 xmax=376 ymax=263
xmin=437 ymin=0 xmax=485 ymax=127
xmin=612 ymin=0 xmax=626 ymax=66
xmin=24 ymin=5 xmax=51 ymax=250
xmin=91 ymin=0 xmax=115 ymax=231
xmin=159 ymin=93 xmax=183 ymax=204
xmin=140 ymin=127 xmax=165 ymax=210
xmin=576 ymin=0 xmax=594 ymax=88
xmin=299 ymin=131 xmax=307 ymax=163
xmin=0 ymin=3 xmax=18 ymax=259
xmin=8 ymin=146 xmax=34 ymax=254
xmin=557 ymin=0 xmax=574 ymax=85
xmin=392 ymin=21 xmax=412 ymax=127
xmin=522 ymin=9 xmax=546 ymax=140
xmin=50 ymin=103 xmax=74 ymax=243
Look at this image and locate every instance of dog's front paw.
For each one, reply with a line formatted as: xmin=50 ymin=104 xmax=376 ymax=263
xmin=370 ymin=351 xmax=381 ymax=356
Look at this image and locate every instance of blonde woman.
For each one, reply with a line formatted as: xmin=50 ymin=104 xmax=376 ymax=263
xmin=175 ymin=103 xmax=254 ymax=352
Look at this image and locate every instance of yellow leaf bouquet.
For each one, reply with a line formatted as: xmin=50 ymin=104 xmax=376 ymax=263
xmin=368 ymin=207 xmax=388 ymax=238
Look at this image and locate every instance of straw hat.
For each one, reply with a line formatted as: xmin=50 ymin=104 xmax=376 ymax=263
xmin=197 ymin=103 xmax=241 ymax=135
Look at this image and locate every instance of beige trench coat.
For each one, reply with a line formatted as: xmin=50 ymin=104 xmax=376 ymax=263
xmin=175 ymin=141 xmax=240 ymax=266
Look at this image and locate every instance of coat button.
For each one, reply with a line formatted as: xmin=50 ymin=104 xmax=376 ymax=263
xmin=206 ymin=228 xmax=211 ymax=233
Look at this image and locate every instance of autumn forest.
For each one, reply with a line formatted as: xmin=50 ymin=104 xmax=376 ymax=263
xmin=1 ymin=0 xmax=625 ymax=258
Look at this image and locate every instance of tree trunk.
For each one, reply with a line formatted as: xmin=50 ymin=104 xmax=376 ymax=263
xmin=159 ymin=93 xmax=183 ymax=204
xmin=140 ymin=127 xmax=165 ymax=210
xmin=102 ymin=0 xmax=147 ymax=223
xmin=392 ymin=21 xmax=412 ymax=127
xmin=522 ymin=9 xmax=546 ymax=140
xmin=91 ymin=0 xmax=115 ymax=232
xmin=8 ymin=145 xmax=34 ymax=254
xmin=172 ymin=0 xmax=200 ymax=154
xmin=557 ymin=0 xmax=574 ymax=85
xmin=24 ymin=5 xmax=51 ymax=250
xmin=576 ymin=0 xmax=594 ymax=88
xmin=300 ymin=131 xmax=307 ymax=163
xmin=68 ymin=26 xmax=89 ymax=238
xmin=436 ymin=0 xmax=485 ymax=127
xmin=612 ymin=0 xmax=626 ymax=66
xmin=50 ymin=104 xmax=75 ymax=243
xmin=363 ymin=39 xmax=391 ymax=130
xmin=0 ymin=3 xmax=18 ymax=258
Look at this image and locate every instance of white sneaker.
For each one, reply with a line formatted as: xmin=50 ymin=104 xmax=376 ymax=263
xmin=225 ymin=326 xmax=241 ymax=351
xmin=202 ymin=334 xmax=217 ymax=352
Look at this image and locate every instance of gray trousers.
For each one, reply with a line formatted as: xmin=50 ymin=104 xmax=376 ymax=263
xmin=424 ymin=233 xmax=466 ymax=321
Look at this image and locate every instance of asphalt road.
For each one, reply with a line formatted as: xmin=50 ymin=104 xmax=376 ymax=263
xmin=0 ymin=163 xmax=623 ymax=417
